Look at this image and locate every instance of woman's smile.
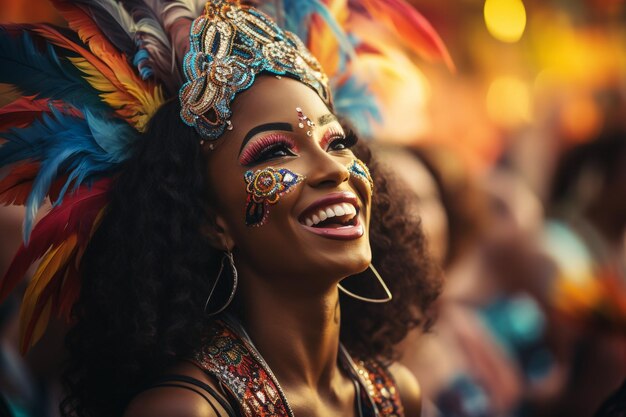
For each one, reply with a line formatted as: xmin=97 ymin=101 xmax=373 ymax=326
xmin=297 ymin=191 xmax=365 ymax=240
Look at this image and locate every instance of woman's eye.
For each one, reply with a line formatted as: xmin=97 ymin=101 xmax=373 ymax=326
xmin=329 ymin=138 xmax=348 ymax=151
xmin=256 ymin=144 xmax=296 ymax=162
xmin=327 ymin=131 xmax=358 ymax=152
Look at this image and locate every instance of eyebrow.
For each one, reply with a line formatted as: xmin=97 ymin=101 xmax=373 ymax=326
xmin=318 ymin=113 xmax=338 ymax=126
xmin=239 ymin=122 xmax=293 ymax=154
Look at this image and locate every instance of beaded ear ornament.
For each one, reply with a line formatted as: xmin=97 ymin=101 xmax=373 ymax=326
xmin=244 ymin=167 xmax=304 ymax=226
xmin=348 ymin=159 xmax=374 ymax=192
xmin=179 ymin=0 xmax=331 ymax=143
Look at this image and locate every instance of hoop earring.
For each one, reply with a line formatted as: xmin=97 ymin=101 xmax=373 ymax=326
xmin=204 ymin=251 xmax=238 ymax=316
xmin=338 ymin=264 xmax=392 ymax=303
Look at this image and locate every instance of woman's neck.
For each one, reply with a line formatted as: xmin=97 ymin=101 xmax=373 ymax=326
xmin=236 ymin=269 xmax=343 ymax=392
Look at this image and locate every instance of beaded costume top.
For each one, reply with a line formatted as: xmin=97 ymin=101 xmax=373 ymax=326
xmin=192 ymin=317 xmax=405 ymax=417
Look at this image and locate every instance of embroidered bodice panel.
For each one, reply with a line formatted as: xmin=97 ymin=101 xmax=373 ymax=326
xmin=191 ymin=318 xmax=405 ymax=417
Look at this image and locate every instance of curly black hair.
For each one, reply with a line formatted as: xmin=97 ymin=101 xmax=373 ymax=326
xmin=60 ymin=99 xmax=441 ymax=417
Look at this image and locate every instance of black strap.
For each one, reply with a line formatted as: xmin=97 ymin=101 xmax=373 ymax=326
xmin=145 ymin=374 xmax=239 ymax=417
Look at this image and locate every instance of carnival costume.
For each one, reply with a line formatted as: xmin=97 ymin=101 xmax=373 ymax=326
xmin=0 ymin=0 xmax=450 ymax=414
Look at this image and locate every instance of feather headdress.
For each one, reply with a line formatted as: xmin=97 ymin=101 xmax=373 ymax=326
xmin=0 ymin=0 xmax=451 ymax=352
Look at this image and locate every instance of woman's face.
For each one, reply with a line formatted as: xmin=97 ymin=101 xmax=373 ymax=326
xmin=204 ymin=76 xmax=372 ymax=289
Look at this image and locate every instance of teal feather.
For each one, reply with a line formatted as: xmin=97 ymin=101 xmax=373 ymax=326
xmin=0 ymin=106 xmax=137 ymax=241
xmin=333 ymin=75 xmax=381 ymax=138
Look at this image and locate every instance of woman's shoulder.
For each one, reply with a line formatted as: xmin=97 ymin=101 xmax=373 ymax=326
xmin=388 ymin=362 xmax=422 ymax=417
xmin=123 ymin=361 xmax=235 ymax=417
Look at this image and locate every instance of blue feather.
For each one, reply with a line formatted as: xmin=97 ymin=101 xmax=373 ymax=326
xmin=0 ymin=28 xmax=106 ymax=112
xmin=133 ymin=47 xmax=154 ymax=79
xmin=0 ymin=106 xmax=137 ymax=241
xmin=332 ymin=75 xmax=382 ymax=138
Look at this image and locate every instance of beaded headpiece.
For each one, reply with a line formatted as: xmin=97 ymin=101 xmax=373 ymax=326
xmin=179 ymin=0 xmax=332 ymax=141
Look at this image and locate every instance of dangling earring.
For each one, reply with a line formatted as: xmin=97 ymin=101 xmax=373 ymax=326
xmin=204 ymin=251 xmax=238 ymax=316
xmin=338 ymin=264 xmax=392 ymax=303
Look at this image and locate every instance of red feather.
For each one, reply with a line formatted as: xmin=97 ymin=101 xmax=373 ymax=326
xmin=0 ymin=97 xmax=83 ymax=132
xmin=0 ymin=179 xmax=110 ymax=302
xmin=357 ymin=0 xmax=455 ymax=71
xmin=0 ymin=162 xmax=41 ymax=206
xmin=0 ymin=98 xmax=50 ymax=131
xmin=0 ymin=164 xmax=73 ymax=206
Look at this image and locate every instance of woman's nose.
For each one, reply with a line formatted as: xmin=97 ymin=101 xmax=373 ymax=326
xmin=305 ymin=150 xmax=351 ymax=189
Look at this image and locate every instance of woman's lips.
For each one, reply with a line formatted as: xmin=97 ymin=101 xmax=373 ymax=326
xmin=298 ymin=191 xmax=364 ymax=240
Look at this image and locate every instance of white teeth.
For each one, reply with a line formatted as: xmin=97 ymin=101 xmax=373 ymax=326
xmin=302 ymin=202 xmax=358 ymax=227
xmin=334 ymin=205 xmax=346 ymax=216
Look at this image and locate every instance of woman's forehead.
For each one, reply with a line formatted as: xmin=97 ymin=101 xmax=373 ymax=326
xmin=229 ymin=76 xmax=332 ymax=128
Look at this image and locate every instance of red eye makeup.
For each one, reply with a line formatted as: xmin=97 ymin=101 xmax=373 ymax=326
xmin=239 ymin=133 xmax=299 ymax=165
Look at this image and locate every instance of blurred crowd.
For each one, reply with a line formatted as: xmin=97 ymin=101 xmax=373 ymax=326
xmin=382 ymin=130 xmax=626 ymax=416
xmin=1 ymin=0 xmax=625 ymax=416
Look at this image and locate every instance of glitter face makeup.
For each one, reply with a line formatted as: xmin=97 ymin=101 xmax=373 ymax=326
xmin=244 ymin=167 xmax=304 ymax=226
xmin=239 ymin=133 xmax=299 ymax=166
xmin=296 ymin=107 xmax=316 ymax=136
xmin=348 ymin=159 xmax=374 ymax=192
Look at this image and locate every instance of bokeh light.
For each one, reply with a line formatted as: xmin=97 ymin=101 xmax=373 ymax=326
xmin=484 ymin=0 xmax=527 ymax=43
xmin=486 ymin=76 xmax=531 ymax=128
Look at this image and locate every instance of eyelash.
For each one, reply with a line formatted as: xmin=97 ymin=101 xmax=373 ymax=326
xmin=324 ymin=127 xmax=359 ymax=152
xmin=239 ymin=134 xmax=298 ymax=165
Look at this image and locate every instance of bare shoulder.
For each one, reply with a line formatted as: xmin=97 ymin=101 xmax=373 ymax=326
xmin=388 ymin=362 xmax=422 ymax=417
xmin=123 ymin=362 xmax=232 ymax=417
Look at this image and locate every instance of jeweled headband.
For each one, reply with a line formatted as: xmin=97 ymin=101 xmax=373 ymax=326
xmin=179 ymin=0 xmax=332 ymax=141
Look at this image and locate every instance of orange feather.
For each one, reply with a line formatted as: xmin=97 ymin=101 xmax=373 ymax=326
xmin=308 ymin=0 xmax=349 ymax=76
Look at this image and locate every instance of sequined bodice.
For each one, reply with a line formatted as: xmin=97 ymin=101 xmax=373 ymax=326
xmin=191 ymin=317 xmax=405 ymax=417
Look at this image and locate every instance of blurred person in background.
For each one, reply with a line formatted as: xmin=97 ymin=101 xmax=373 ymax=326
xmin=378 ymin=145 xmax=564 ymax=417
xmin=542 ymin=128 xmax=626 ymax=417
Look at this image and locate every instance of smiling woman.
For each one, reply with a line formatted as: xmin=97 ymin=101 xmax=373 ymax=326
xmin=0 ymin=0 xmax=442 ymax=416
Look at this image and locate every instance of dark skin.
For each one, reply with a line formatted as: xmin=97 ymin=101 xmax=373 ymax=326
xmin=124 ymin=76 xmax=421 ymax=417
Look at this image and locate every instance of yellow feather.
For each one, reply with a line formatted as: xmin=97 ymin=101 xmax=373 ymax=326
xmin=23 ymin=298 xmax=52 ymax=353
xmin=19 ymin=235 xmax=78 ymax=352
xmin=68 ymin=56 xmax=164 ymax=132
